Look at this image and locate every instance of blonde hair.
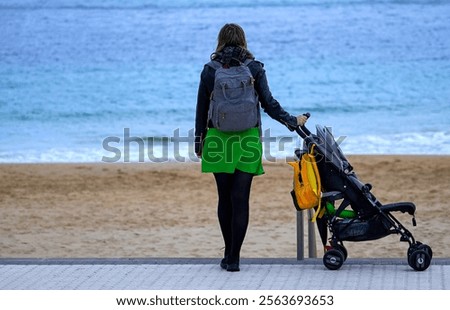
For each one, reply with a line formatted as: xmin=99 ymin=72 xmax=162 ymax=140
xmin=213 ymin=23 xmax=253 ymax=59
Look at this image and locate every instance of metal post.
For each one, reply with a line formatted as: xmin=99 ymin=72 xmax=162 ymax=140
xmin=307 ymin=209 xmax=317 ymax=258
xmin=296 ymin=209 xmax=317 ymax=260
xmin=296 ymin=210 xmax=304 ymax=260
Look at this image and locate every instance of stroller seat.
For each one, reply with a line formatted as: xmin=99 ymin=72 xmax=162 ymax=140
xmin=380 ymin=202 xmax=415 ymax=216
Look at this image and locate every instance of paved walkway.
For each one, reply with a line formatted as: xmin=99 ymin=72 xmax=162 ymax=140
xmin=0 ymin=258 xmax=448 ymax=290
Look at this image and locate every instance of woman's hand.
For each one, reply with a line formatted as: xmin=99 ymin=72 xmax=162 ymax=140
xmin=296 ymin=114 xmax=308 ymax=127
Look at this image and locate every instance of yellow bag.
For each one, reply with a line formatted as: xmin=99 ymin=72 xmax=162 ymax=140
xmin=288 ymin=144 xmax=323 ymax=222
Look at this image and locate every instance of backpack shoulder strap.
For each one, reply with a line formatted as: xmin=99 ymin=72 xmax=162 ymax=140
xmin=243 ymin=58 xmax=253 ymax=66
xmin=206 ymin=60 xmax=222 ymax=70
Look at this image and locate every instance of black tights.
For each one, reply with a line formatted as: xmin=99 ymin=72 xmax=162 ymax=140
xmin=213 ymin=169 xmax=254 ymax=265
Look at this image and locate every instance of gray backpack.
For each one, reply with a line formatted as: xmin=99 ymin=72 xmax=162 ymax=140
xmin=207 ymin=59 xmax=260 ymax=132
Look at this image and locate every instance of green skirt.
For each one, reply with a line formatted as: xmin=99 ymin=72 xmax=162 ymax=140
xmin=201 ymin=127 xmax=264 ymax=175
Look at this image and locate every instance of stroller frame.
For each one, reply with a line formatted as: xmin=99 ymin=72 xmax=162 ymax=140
xmin=294 ymin=120 xmax=432 ymax=271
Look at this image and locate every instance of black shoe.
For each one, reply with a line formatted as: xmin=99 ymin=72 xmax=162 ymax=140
xmin=226 ymin=263 xmax=240 ymax=272
xmin=220 ymin=258 xmax=228 ymax=270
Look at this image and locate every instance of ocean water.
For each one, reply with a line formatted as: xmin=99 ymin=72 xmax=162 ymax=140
xmin=1 ymin=0 xmax=449 ymax=162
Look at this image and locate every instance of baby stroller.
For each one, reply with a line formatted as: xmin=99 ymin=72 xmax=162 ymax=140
xmin=291 ymin=115 xmax=432 ymax=271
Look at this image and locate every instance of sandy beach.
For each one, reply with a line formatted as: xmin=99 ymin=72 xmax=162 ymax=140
xmin=0 ymin=155 xmax=449 ymax=259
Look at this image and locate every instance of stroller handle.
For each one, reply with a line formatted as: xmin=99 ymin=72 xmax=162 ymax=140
xmin=295 ymin=112 xmax=312 ymax=138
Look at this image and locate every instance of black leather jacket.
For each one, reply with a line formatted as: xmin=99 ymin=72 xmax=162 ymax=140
xmin=195 ymin=56 xmax=298 ymax=154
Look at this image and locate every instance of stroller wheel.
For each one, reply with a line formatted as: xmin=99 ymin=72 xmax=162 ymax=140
xmin=408 ymin=249 xmax=431 ymax=271
xmin=407 ymin=243 xmax=418 ymax=258
xmin=418 ymin=244 xmax=433 ymax=260
xmin=408 ymin=242 xmax=433 ymax=260
xmin=323 ymin=249 xmax=345 ymax=270
xmin=334 ymin=244 xmax=348 ymax=261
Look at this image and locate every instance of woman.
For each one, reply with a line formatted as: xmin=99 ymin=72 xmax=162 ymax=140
xmin=195 ymin=23 xmax=308 ymax=272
